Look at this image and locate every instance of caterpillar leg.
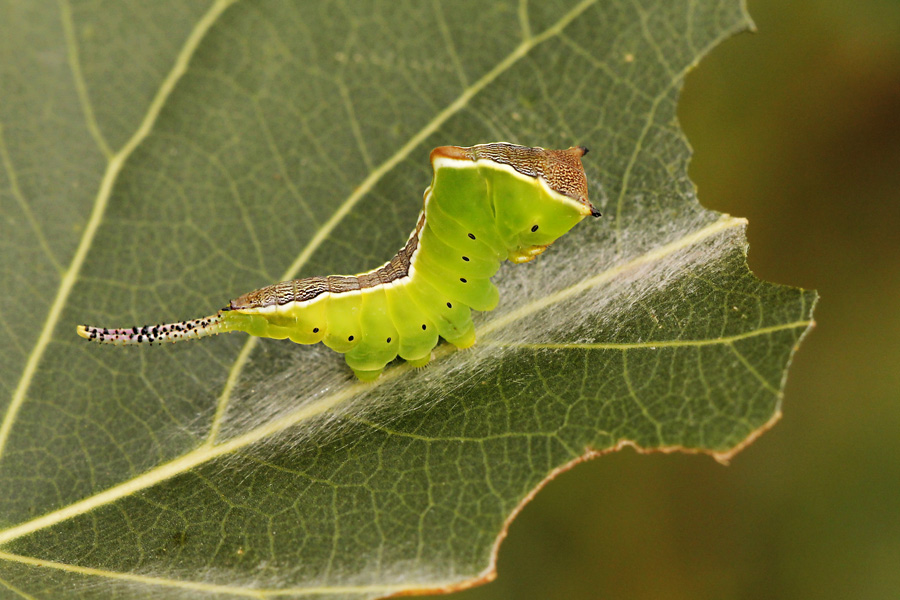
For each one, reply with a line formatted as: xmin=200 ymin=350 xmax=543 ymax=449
xmin=351 ymin=367 xmax=385 ymax=381
xmin=508 ymin=244 xmax=550 ymax=264
xmin=446 ymin=327 xmax=476 ymax=350
xmin=406 ymin=353 xmax=432 ymax=368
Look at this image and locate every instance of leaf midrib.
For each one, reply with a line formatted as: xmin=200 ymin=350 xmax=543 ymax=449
xmin=491 ymin=321 xmax=813 ymax=350
xmin=0 ymin=549 xmax=438 ymax=599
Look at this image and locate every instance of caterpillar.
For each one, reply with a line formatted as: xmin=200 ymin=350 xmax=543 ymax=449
xmin=77 ymin=143 xmax=600 ymax=380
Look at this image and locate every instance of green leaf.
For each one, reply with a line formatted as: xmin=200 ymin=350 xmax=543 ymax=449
xmin=0 ymin=0 xmax=815 ymax=597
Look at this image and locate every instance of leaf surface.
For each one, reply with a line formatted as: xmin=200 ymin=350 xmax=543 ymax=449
xmin=0 ymin=1 xmax=815 ymax=598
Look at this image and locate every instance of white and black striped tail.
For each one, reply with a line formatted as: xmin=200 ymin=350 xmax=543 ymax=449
xmin=76 ymin=313 xmax=227 ymax=346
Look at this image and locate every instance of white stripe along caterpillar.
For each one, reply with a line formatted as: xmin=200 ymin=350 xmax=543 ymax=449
xmin=78 ymin=143 xmax=600 ymax=380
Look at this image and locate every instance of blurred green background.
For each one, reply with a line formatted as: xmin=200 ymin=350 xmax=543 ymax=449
xmin=456 ymin=1 xmax=900 ymax=599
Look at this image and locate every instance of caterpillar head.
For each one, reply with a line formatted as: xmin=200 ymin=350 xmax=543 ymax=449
xmin=431 ymin=143 xmax=599 ymax=218
xmin=544 ymin=145 xmax=599 ymax=217
xmin=429 ymin=143 xmax=600 ymax=263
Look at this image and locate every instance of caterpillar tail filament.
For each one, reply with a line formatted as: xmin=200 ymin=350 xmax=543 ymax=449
xmin=76 ymin=311 xmax=233 ymax=346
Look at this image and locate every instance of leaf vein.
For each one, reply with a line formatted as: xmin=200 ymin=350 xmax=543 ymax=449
xmin=0 ymin=123 xmax=64 ymax=273
xmin=727 ymin=342 xmax=781 ymax=395
xmin=59 ymin=0 xmax=113 ymax=159
xmin=488 ymin=320 xmax=813 ymax=350
xmin=0 ymin=0 xmax=238 ymax=463
xmin=0 ymin=550 xmax=445 ymax=597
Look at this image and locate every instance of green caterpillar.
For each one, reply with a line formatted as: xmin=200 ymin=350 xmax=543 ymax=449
xmin=78 ymin=143 xmax=599 ymax=380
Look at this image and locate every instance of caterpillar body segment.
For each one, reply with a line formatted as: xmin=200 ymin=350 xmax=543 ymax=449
xmin=77 ymin=143 xmax=599 ymax=380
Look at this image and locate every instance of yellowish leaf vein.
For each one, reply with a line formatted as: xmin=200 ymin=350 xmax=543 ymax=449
xmin=0 ymin=550 xmax=443 ymax=598
xmin=0 ymin=0 xmax=238 ymax=461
